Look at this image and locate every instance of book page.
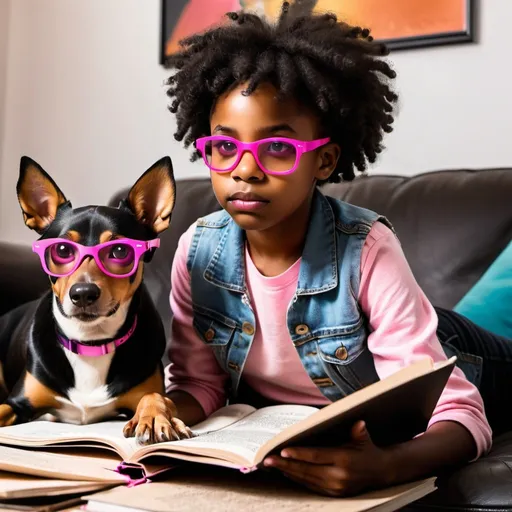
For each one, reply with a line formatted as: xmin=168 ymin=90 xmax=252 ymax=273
xmin=134 ymin=405 xmax=317 ymax=466
xmin=0 ymin=445 xmax=126 ymax=482
xmin=191 ymin=404 xmax=256 ymax=436
xmin=0 ymin=420 xmax=138 ymax=460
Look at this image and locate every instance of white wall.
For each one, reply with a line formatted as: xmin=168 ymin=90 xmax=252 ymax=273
xmin=381 ymin=0 xmax=512 ymax=177
xmin=1 ymin=0 xmax=511 ymax=244
xmin=0 ymin=0 xmax=203 ymax=244
xmin=0 ymin=0 xmax=10 ymax=205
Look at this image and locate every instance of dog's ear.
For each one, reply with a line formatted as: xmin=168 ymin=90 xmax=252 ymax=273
xmin=126 ymin=156 xmax=176 ymax=235
xmin=17 ymin=156 xmax=68 ymax=234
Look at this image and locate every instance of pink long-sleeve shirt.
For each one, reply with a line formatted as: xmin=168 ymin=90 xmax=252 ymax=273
xmin=166 ymin=220 xmax=492 ymax=458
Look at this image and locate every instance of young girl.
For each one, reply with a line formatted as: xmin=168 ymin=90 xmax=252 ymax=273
xmin=161 ymin=1 xmax=510 ymax=497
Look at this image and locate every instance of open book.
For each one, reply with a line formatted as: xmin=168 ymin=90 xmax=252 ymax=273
xmin=0 ymin=357 xmax=455 ymax=482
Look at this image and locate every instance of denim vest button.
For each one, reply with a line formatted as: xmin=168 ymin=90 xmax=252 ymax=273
xmin=335 ymin=346 xmax=348 ymax=360
xmin=295 ymin=324 xmax=309 ymax=335
xmin=242 ymin=322 xmax=255 ymax=335
xmin=228 ymin=361 xmax=241 ymax=372
xmin=204 ymin=328 xmax=215 ymax=341
xmin=313 ymin=377 xmax=334 ymax=387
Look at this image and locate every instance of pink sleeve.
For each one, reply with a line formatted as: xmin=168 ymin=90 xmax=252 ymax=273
xmin=165 ymin=222 xmax=228 ymax=417
xmin=358 ymin=222 xmax=492 ymax=459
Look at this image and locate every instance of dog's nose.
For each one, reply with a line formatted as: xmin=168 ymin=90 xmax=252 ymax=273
xmin=69 ymin=283 xmax=101 ymax=307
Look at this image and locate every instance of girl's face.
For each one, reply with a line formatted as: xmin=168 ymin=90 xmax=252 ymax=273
xmin=207 ymin=82 xmax=340 ymax=233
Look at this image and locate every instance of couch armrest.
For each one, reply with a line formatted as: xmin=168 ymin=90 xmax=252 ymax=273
xmin=0 ymin=241 xmax=48 ymax=317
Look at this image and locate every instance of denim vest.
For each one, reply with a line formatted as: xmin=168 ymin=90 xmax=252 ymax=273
xmin=186 ymin=189 xmax=395 ymax=403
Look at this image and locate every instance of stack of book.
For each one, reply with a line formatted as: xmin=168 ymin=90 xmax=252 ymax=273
xmin=0 ymin=357 xmax=455 ymax=512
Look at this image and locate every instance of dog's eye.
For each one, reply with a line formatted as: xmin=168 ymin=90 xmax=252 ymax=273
xmin=48 ymin=242 xmax=76 ymax=268
xmin=100 ymin=243 xmax=135 ymax=274
xmin=53 ymin=243 xmax=75 ymax=261
xmin=55 ymin=243 xmax=74 ymax=260
xmin=109 ymin=245 xmax=129 ymax=260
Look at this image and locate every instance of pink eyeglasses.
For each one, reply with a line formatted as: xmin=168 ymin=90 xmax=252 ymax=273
xmin=195 ymin=136 xmax=331 ymax=175
xmin=32 ymin=238 xmax=160 ymax=278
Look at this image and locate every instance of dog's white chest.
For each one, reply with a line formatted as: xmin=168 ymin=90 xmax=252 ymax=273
xmin=54 ymin=350 xmax=117 ymax=425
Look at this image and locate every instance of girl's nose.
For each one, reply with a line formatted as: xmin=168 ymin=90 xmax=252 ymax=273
xmin=231 ymin=150 xmax=265 ymax=181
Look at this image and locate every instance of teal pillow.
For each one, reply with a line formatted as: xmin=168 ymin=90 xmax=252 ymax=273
xmin=454 ymin=240 xmax=512 ymax=339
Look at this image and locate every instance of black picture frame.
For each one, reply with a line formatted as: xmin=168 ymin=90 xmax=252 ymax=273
xmin=160 ymin=0 xmax=189 ymax=66
xmin=379 ymin=0 xmax=475 ymax=51
xmin=160 ymin=0 xmax=476 ymax=65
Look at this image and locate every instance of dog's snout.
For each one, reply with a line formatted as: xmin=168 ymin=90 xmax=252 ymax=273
xmin=69 ymin=283 xmax=101 ymax=307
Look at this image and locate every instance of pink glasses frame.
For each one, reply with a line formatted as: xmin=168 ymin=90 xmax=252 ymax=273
xmin=32 ymin=238 xmax=160 ymax=278
xmin=195 ymin=136 xmax=331 ymax=175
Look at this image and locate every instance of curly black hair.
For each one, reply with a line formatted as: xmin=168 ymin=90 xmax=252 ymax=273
xmin=164 ymin=1 xmax=398 ymax=183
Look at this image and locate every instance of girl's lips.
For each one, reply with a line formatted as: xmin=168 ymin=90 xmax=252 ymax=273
xmin=229 ymin=199 xmax=269 ymax=211
xmin=227 ymin=191 xmax=269 ymax=212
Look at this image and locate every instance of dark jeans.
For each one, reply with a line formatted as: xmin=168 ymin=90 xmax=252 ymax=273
xmin=436 ymin=306 xmax=512 ymax=437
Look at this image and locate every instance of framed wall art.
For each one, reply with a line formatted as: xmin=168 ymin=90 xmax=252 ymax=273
xmin=160 ymin=0 xmax=475 ymax=65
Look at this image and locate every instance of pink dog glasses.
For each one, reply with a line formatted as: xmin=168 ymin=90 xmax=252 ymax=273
xmin=195 ymin=136 xmax=331 ymax=175
xmin=32 ymin=238 xmax=160 ymax=278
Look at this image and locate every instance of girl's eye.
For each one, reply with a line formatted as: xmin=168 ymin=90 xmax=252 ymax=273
xmin=267 ymin=141 xmax=294 ymax=155
xmin=215 ymin=141 xmax=238 ymax=156
xmin=109 ymin=245 xmax=129 ymax=260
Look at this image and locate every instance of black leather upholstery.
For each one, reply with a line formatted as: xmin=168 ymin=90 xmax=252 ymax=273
xmin=322 ymin=169 xmax=512 ymax=310
xmin=1 ymin=168 xmax=511 ymax=509
xmin=0 ymin=241 xmax=48 ymax=316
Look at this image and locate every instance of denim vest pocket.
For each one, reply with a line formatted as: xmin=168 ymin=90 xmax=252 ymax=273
xmin=314 ymin=326 xmax=380 ymax=398
xmin=315 ymin=329 xmax=368 ymax=396
xmin=192 ymin=304 xmax=237 ymax=371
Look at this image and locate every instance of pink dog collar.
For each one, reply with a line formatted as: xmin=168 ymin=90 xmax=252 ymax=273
xmin=57 ymin=316 xmax=138 ymax=356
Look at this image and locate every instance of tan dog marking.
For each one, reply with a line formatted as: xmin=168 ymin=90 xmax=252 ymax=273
xmin=23 ymin=372 xmax=62 ymax=410
xmin=66 ymin=230 xmax=81 ymax=242
xmin=0 ymin=373 xmax=62 ymax=426
xmin=128 ymin=165 xmax=175 ymax=234
xmin=0 ymin=404 xmax=17 ymax=426
xmin=17 ymin=162 xmax=67 ymax=233
xmin=99 ymin=231 xmax=113 ymax=244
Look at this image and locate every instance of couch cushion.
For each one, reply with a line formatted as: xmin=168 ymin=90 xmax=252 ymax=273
xmin=323 ymin=168 xmax=512 ymax=309
xmin=453 ymin=240 xmax=512 ymax=339
xmin=405 ymin=431 xmax=512 ymax=511
xmin=0 ymin=242 xmax=48 ymax=317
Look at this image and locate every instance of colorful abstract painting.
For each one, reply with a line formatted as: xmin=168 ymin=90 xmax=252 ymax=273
xmin=161 ymin=0 xmax=474 ymax=64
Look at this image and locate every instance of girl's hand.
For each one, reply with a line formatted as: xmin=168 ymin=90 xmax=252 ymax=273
xmin=263 ymin=421 xmax=391 ymax=497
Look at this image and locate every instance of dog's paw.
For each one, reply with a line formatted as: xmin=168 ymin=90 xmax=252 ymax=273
xmin=123 ymin=393 xmax=193 ymax=445
xmin=0 ymin=404 xmax=17 ymax=427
